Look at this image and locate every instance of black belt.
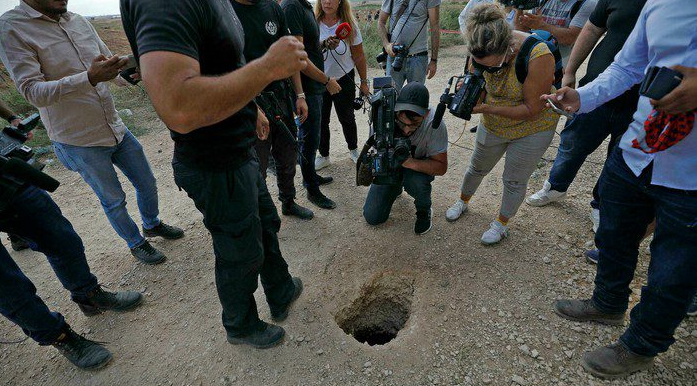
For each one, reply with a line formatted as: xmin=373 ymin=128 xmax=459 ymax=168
xmin=407 ymin=51 xmax=428 ymax=58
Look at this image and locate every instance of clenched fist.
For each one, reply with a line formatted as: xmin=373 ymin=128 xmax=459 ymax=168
xmin=262 ymin=36 xmax=308 ymax=81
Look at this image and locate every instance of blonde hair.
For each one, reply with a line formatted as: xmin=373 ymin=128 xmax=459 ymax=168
xmin=315 ymin=0 xmax=359 ymax=45
xmin=465 ymin=3 xmax=512 ymax=58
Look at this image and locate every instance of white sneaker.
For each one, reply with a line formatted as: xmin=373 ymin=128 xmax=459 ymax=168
xmin=445 ymin=199 xmax=468 ymax=222
xmin=481 ymin=221 xmax=508 ymax=245
xmin=349 ymin=149 xmax=359 ymax=163
xmin=526 ymin=180 xmax=567 ymax=207
xmin=315 ymin=155 xmax=331 ymax=170
xmin=590 ymin=208 xmax=600 ymax=233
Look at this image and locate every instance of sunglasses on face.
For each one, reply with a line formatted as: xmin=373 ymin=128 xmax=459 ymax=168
xmin=472 ymin=50 xmax=510 ymax=73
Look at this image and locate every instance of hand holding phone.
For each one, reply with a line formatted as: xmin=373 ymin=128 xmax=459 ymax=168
xmin=546 ymin=98 xmax=575 ymax=118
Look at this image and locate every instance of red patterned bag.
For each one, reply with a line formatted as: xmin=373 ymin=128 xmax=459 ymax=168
xmin=632 ymin=109 xmax=695 ymax=153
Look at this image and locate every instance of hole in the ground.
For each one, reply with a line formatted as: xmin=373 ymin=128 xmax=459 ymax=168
xmin=335 ymin=272 xmax=414 ymax=346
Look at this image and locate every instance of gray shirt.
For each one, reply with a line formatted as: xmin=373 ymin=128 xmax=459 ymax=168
xmin=535 ymin=0 xmax=597 ymax=66
xmin=409 ymin=108 xmax=448 ymax=159
xmin=381 ymin=0 xmax=441 ymax=55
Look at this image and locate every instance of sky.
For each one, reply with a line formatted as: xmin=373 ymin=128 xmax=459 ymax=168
xmin=0 ymin=0 xmax=121 ymax=17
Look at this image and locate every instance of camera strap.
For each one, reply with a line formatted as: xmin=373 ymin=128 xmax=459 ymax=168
xmin=391 ymin=0 xmax=424 ymax=44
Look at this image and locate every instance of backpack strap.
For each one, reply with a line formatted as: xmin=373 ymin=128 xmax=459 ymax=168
xmin=569 ymin=0 xmax=585 ymax=20
xmin=515 ymin=35 xmax=542 ymax=85
xmin=515 ymin=32 xmax=564 ymax=88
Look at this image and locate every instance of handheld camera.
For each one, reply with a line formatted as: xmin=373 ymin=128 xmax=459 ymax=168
xmin=356 ymin=77 xmax=411 ymax=186
xmin=1 ymin=114 xmax=60 ymax=210
xmin=376 ymin=44 xmax=408 ymax=72
xmin=431 ymin=68 xmax=486 ymax=128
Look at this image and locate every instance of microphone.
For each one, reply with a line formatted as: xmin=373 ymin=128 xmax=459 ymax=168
xmin=334 ymin=22 xmax=352 ymax=40
xmin=0 ymin=156 xmax=60 ymax=192
xmin=432 ymin=102 xmax=446 ymax=129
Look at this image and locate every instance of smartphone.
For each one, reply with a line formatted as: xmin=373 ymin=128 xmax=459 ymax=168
xmin=546 ymin=98 xmax=575 ymax=119
xmin=119 ymin=54 xmax=137 ymax=70
xmin=639 ymin=66 xmax=683 ymax=100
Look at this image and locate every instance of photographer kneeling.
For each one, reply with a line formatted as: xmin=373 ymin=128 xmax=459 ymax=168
xmin=445 ymin=3 xmax=559 ymax=245
xmin=363 ymin=82 xmax=448 ymax=235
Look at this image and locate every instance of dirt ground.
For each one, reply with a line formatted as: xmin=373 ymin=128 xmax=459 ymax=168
xmin=1 ymin=44 xmax=695 ymax=386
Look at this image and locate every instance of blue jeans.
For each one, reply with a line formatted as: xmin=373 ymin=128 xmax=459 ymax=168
xmin=297 ymin=93 xmax=324 ymax=192
xmin=53 ymin=129 xmax=160 ymax=248
xmin=386 ymin=54 xmax=428 ymax=92
xmin=592 ymin=147 xmax=697 ymax=357
xmin=363 ymin=169 xmax=434 ymax=225
xmin=0 ymin=186 xmax=99 ymax=344
xmin=548 ymin=101 xmax=634 ymax=208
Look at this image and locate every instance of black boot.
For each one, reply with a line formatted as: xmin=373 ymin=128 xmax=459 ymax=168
xmin=227 ymin=322 xmax=285 ymax=349
xmin=52 ymin=326 xmax=112 ymax=370
xmin=307 ymin=190 xmax=336 ymax=209
xmin=281 ymin=201 xmax=314 ymax=220
xmin=317 ymin=175 xmax=333 ymax=186
xmin=8 ymin=234 xmax=29 ymax=251
xmin=74 ymin=286 xmax=143 ymax=316
xmin=271 ymin=277 xmax=304 ymax=322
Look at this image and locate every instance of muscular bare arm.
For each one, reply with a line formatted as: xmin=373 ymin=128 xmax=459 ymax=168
xmin=139 ymin=36 xmax=307 ymax=134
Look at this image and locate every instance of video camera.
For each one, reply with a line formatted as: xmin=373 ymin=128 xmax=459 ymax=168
xmin=499 ymin=0 xmax=542 ymax=10
xmin=1 ymin=114 xmax=60 ymax=210
xmin=376 ymin=44 xmax=408 ymax=72
xmin=431 ymin=66 xmax=486 ymax=128
xmin=356 ymin=77 xmax=411 ymax=186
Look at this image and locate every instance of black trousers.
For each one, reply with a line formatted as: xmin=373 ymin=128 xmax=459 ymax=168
xmin=255 ymin=123 xmax=298 ymax=205
xmin=256 ymin=81 xmax=299 ymax=204
xmin=319 ymin=69 xmax=358 ymax=157
xmin=172 ymin=156 xmax=295 ymax=337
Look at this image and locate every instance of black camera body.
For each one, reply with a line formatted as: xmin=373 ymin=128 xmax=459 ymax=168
xmin=1 ymin=114 xmax=59 ymax=211
xmin=1 ymin=114 xmax=41 ymax=163
xmin=431 ymin=69 xmax=486 ymax=128
xmin=499 ymin=0 xmax=542 ymax=10
xmin=359 ymin=77 xmax=411 ymax=186
xmin=376 ymin=44 xmax=408 ymax=72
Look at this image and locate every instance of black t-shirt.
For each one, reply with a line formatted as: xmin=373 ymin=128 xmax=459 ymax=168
xmin=231 ymin=0 xmax=288 ymax=62
xmin=232 ymin=0 xmax=290 ymax=95
xmin=281 ymin=0 xmax=324 ymax=95
xmin=120 ymin=0 xmax=258 ymax=171
xmin=579 ymin=0 xmax=646 ymax=108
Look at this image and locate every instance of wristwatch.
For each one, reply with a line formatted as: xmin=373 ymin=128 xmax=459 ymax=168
xmin=297 ymin=92 xmax=306 ymax=99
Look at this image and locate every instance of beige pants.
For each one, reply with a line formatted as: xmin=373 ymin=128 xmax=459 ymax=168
xmin=461 ymin=123 xmax=554 ymax=219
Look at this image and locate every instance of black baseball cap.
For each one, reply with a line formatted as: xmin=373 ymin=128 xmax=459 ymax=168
xmin=395 ymin=82 xmax=429 ymax=116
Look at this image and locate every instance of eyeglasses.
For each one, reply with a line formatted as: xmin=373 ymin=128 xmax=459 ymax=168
xmin=396 ymin=116 xmax=423 ymax=130
xmin=472 ymin=49 xmax=511 ymax=73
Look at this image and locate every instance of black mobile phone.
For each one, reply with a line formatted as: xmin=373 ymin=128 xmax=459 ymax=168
xmin=639 ymin=66 xmax=683 ymax=100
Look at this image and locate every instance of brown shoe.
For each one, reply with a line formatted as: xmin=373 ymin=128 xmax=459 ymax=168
xmin=582 ymin=341 xmax=654 ymax=379
xmin=554 ymin=299 xmax=625 ymax=325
